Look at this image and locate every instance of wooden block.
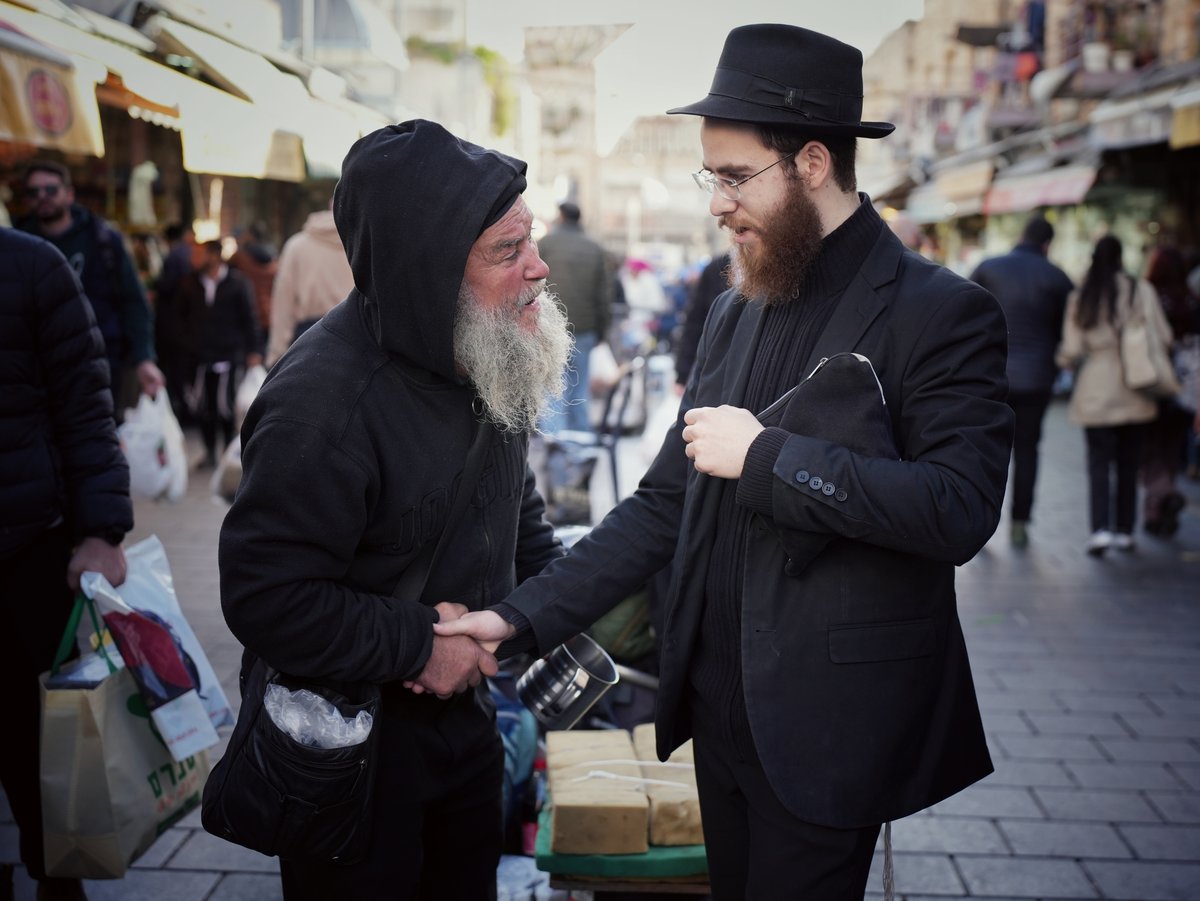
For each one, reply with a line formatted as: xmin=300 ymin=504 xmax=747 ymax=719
xmin=547 ymin=728 xmax=650 ymax=855
xmin=632 ymin=723 xmax=704 ymax=846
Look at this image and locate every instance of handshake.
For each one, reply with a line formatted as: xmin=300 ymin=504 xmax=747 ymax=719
xmin=403 ymin=602 xmax=517 ymax=700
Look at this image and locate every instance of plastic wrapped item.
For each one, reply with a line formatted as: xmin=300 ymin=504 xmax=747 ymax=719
xmin=495 ymin=855 xmax=554 ymax=901
xmin=264 ymin=683 xmax=374 ymax=749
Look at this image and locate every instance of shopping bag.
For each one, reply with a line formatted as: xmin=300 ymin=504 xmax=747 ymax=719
xmin=86 ymin=536 xmax=234 ymax=730
xmin=210 ymin=434 xmax=243 ymax=504
xmin=40 ymin=595 xmax=210 ymax=878
xmin=235 ymin=364 xmax=266 ymax=429
xmin=118 ymin=391 xmax=188 ymax=502
xmin=82 ymin=551 xmax=223 ymax=762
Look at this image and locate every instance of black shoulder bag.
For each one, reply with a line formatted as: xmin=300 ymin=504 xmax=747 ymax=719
xmin=201 ymin=422 xmax=491 ymax=864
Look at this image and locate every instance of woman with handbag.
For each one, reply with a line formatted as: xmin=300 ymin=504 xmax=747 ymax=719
xmin=1139 ymin=246 xmax=1200 ymax=536
xmin=1056 ymin=234 xmax=1174 ymax=556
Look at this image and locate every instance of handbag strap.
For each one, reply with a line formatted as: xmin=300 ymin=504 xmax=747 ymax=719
xmin=391 ymin=418 xmax=491 ymax=603
xmin=51 ymin=593 xmax=118 ymax=676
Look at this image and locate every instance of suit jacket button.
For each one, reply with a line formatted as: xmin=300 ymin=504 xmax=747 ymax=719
xmin=835 ymin=489 xmax=848 ymax=502
xmin=808 ymin=476 xmax=823 ymax=490
xmin=822 ymin=482 xmax=836 ymax=496
xmin=795 ymin=469 xmax=810 ymax=483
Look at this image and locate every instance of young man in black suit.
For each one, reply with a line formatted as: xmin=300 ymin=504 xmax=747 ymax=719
xmin=439 ymin=24 xmax=1014 ymax=899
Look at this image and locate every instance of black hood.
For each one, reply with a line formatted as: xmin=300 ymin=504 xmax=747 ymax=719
xmin=333 ymin=119 xmax=528 ymax=380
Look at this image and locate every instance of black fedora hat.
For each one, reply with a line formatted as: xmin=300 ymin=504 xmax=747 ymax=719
xmin=667 ymin=24 xmax=894 ymax=139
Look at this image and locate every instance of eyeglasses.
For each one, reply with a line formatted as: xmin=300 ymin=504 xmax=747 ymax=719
xmin=692 ymin=155 xmax=792 ymax=200
xmin=24 ymin=184 xmax=62 ymax=199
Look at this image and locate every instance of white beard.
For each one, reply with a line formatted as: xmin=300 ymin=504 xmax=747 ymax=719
xmin=454 ymin=282 xmax=573 ymax=433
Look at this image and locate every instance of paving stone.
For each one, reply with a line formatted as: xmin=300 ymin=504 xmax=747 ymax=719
xmin=1025 ymin=711 xmax=1130 ymax=737
xmin=1144 ymin=696 xmax=1200 ymax=718
xmin=931 ymin=785 xmax=1043 ymax=818
xmin=1033 ymin=787 xmax=1164 ymax=823
xmin=957 ymin=855 xmax=1099 ymax=898
xmin=998 ymin=820 xmax=1131 ymax=858
xmin=82 ymin=870 xmax=219 ymax=901
xmin=1174 ymin=764 xmax=1200 ymax=791
xmin=131 ymin=827 xmax=190 ymax=868
xmin=1118 ymin=824 xmax=1200 ymax=861
xmin=1066 ymin=762 xmax=1186 ymax=791
xmin=166 ymin=830 xmax=279 ymax=873
xmin=995 ymin=734 xmax=1107 ymax=761
xmin=1147 ymin=791 xmax=1200 ymax=824
xmin=983 ymin=711 xmax=1035 ymax=735
xmin=865 ymin=852 xmax=965 ymax=896
xmin=1120 ymin=714 xmax=1200 ymax=740
xmin=1054 ymin=692 xmax=1161 ymax=715
xmin=1098 ymin=738 xmax=1200 ymax=764
xmin=889 ymin=816 xmax=1008 ymax=854
xmin=987 ymin=758 xmax=1076 ymax=788
xmin=207 ymin=873 xmax=286 ymax=900
xmin=1084 ymin=860 xmax=1200 ymax=901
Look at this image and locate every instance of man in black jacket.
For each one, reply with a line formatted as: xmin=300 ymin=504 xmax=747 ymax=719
xmin=1 ymin=227 xmax=132 ymax=901
xmin=438 ymin=25 xmax=1013 ymax=899
xmin=17 ymin=161 xmax=165 ymax=415
xmin=971 ymin=216 xmax=1074 ymax=548
xmin=177 ymin=240 xmax=262 ymax=468
xmin=218 ymin=121 xmax=571 ymax=899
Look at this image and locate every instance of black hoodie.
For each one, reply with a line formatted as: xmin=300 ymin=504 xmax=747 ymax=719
xmin=218 ymin=121 xmax=561 ymax=699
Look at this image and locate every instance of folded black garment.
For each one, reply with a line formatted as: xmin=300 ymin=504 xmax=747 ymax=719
xmin=757 ymin=352 xmax=898 ymax=574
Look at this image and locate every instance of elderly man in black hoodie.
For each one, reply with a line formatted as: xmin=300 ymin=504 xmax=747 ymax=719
xmin=218 ymin=121 xmax=571 ymax=899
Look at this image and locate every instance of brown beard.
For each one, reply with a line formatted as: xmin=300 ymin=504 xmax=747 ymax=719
xmin=725 ymin=175 xmax=824 ymax=306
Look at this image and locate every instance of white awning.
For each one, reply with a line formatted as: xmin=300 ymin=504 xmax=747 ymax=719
xmin=984 ymin=163 xmax=1096 ymax=215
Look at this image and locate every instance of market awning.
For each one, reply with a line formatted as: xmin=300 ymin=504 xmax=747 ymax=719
xmin=904 ymin=182 xmax=956 ymax=224
xmin=148 ymin=14 xmax=371 ymax=178
xmin=1090 ymin=84 xmax=1178 ymax=149
xmin=933 ymin=159 xmax=993 ymax=218
xmin=983 ymin=163 xmax=1096 ymax=214
xmin=0 ymin=18 xmax=105 ymax=157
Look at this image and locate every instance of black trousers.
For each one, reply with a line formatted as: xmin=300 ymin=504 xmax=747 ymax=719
xmin=0 ymin=525 xmax=75 ymax=882
xmin=279 ymin=693 xmax=504 ymax=901
xmin=691 ymin=697 xmax=880 ymax=900
xmin=200 ymin=365 xmax=239 ymax=458
xmin=1085 ymin=424 xmax=1143 ymax=533
xmin=1007 ymin=390 xmax=1052 ymax=523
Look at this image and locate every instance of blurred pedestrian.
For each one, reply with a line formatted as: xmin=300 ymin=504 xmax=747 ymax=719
xmin=970 ymin=215 xmax=1074 ymax=548
xmin=178 ymin=241 xmax=262 ymax=468
xmin=228 ymin=222 xmax=277 ymax=334
xmin=674 ymin=251 xmax=730 ymax=393
xmin=15 ymin=160 xmax=165 ymax=414
xmin=266 ymin=201 xmax=354 ymax=368
xmin=436 ymin=24 xmax=1011 ymax=899
xmin=1139 ymin=245 xmax=1199 ymax=536
xmin=154 ymin=222 xmax=196 ymax=422
xmin=218 ymin=120 xmax=570 ymax=900
xmin=1056 ymin=234 xmax=1172 ymax=555
xmin=536 ymin=201 xmax=612 ymax=433
xmin=1 ymin=227 xmax=132 ymax=901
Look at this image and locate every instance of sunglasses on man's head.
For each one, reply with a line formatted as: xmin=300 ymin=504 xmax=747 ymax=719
xmin=25 ymin=184 xmax=62 ymax=198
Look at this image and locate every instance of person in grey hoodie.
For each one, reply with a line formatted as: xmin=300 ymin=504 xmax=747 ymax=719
xmin=218 ymin=120 xmax=572 ymax=900
xmin=266 ymin=202 xmax=355 ymax=367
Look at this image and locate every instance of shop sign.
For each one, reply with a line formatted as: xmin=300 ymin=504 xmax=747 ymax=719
xmin=26 ymin=68 xmax=73 ymax=135
xmin=1171 ymin=101 xmax=1200 ymax=149
xmin=984 ymin=164 xmax=1096 ymax=215
xmin=1091 ymin=104 xmax=1173 ymax=149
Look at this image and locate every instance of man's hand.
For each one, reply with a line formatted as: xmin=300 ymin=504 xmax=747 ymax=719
xmin=136 ymin=360 xmax=166 ymax=399
xmin=68 ymin=537 xmax=126 ymax=592
xmin=681 ymin=405 xmax=763 ymax=478
xmin=406 ymin=635 xmax=499 ymax=700
xmin=432 ymin=609 xmax=515 ymax=646
xmin=434 ymin=601 xmax=469 ymax=623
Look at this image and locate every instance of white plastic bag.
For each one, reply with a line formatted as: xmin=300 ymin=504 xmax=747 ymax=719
xmin=209 ymin=434 xmax=242 ymax=505
xmin=82 ymin=536 xmax=233 ymax=733
xmin=589 ymin=341 xmax=619 ymax=396
xmin=118 ymin=392 xmax=187 ymax=502
xmin=235 ymin=364 xmax=266 ymax=428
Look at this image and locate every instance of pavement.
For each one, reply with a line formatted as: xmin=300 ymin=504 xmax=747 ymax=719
xmin=3 ymin=397 xmax=1199 ymax=901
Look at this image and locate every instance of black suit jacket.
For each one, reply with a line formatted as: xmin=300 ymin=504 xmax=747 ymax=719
xmin=507 ymin=223 xmax=1013 ymax=828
